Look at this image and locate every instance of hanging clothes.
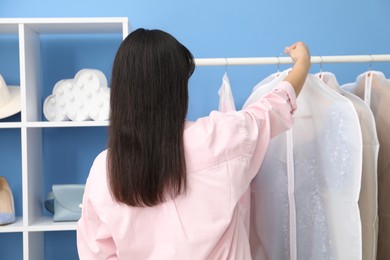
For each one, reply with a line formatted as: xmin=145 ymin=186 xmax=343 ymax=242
xmin=342 ymin=71 xmax=390 ymax=260
xmin=245 ymin=70 xmax=363 ymax=260
xmin=319 ymin=72 xmax=379 ymax=260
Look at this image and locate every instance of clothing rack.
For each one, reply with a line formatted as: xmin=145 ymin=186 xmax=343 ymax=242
xmin=194 ymin=54 xmax=390 ymax=66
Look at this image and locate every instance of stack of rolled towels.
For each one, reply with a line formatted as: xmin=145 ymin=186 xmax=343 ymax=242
xmin=43 ymin=69 xmax=110 ymax=122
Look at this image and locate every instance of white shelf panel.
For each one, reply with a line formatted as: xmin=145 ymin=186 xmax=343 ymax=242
xmin=26 ymin=121 xmax=109 ymax=128
xmin=0 ymin=17 xmax=128 ymax=34
xmin=0 ymin=16 xmax=128 ymax=259
xmin=28 ymin=216 xmax=77 ymax=232
xmin=0 ymin=122 xmax=22 ymax=128
xmin=0 ymin=217 xmax=24 ymax=233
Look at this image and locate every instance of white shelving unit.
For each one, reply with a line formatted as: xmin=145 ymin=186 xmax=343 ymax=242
xmin=0 ymin=17 xmax=129 ymax=260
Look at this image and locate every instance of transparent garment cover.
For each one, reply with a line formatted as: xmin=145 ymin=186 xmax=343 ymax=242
xmin=342 ymin=71 xmax=390 ymax=260
xmin=245 ymin=70 xmax=363 ymax=260
xmin=218 ymin=73 xmax=236 ymax=112
xmin=319 ymin=72 xmax=379 ymax=260
xmin=217 ymin=72 xmax=252 ymax=234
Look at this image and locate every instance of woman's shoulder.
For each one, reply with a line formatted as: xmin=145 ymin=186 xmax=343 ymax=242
xmin=84 ymin=149 xmax=112 ymax=204
xmin=90 ymin=149 xmax=108 ymax=172
xmin=86 ymin=149 xmax=109 ymax=185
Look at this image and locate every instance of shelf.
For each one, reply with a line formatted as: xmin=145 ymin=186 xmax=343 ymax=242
xmin=0 ymin=17 xmax=128 ymax=260
xmin=0 ymin=121 xmax=109 ymax=128
xmin=0 ymin=120 xmax=108 ymax=132
xmin=26 ymin=121 xmax=109 ymax=128
xmin=0 ymin=17 xmax=128 ymax=35
xmin=0 ymin=217 xmax=24 ymax=233
xmin=29 ymin=216 xmax=77 ymax=232
xmin=0 ymin=122 xmax=22 ymax=128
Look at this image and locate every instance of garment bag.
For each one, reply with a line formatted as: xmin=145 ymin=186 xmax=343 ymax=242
xmin=319 ymin=72 xmax=379 ymax=260
xmin=218 ymin=72 xmax=236 ymax=112
xmin=218 ymin=72 xmax=252 ymax=234
xmin=342 ymin=71 xmax=390 ymax=260
xmin=245 ymin=71 xmax=293 ymax=260
xmin=245 ymin=70 xmax=363 ymax=260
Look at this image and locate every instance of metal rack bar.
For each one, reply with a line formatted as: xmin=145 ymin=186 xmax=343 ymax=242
xmin=194 ymin=54 xmax=390 ymax=66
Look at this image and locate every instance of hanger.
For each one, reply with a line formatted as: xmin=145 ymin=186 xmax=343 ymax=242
xmin=275 ymin=56 xmax=281 ymax=77
xmin=219 ymin=57 xmax=236 ymax=112
xmin=318 ymin=72 xmax=343 ymax=94
xmin=367 ymin=55 xmax=373 ymax=78
xmin=317 ymin=56 xmax=324 ymax=79
xmin=224 ymin=57 xmax=228 ymax=75
xmin=314 ymin=55 xmax=343 ymax=94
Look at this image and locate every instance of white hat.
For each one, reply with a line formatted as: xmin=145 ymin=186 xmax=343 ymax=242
xmin=0 ymin=74 xmax=21 ymax=119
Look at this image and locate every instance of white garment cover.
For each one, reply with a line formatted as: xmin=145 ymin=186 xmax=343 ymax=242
xmin=218 ymin=73 xmax=236 ymax=112
xmin=244 ymin=70 xmax=363 ymax=260
xmin=342 ymin=71 xmax=390 ymax=260
xmin=319 ymin=72 xmax=379 ymax=260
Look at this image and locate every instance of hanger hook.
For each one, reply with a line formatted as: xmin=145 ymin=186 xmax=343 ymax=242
xmin=225 ymin=57 xmax=228 ymax=73
xmin=369 ymin=55 xmax=373 ymax=71
xmin=277 ymin=56 xmax=281 ymax=73
xmin=319 ymin=56 xmax=323 ymax=73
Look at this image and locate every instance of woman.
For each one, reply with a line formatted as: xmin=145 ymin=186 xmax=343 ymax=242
xmin=77 ymin=28 xmax=310 ymax=259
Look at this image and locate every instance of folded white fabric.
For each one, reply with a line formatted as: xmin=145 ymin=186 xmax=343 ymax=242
xmin=43 ymin=69 xmax=110 ymax=122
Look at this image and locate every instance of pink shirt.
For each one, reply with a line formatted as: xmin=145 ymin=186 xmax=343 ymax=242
xmin=77 ymin=81 xmax=297 ymax=260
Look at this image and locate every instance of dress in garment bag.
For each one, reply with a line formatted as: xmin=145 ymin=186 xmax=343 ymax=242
xmin=342 ymin=71 xmax=390 ymax=260
xmin=319 ymin=72 xmax=379 ymax=260
xmin=244 ymin=70 xmax=363 ymax=260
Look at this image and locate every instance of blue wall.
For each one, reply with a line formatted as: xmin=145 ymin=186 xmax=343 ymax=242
xmin=2 ymin=0 xmax=390 ymax=113
xmin=1 ymin=0 xmax=390 ymax=259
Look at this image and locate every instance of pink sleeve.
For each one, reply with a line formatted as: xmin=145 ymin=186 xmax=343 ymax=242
xmin=186 ymin=81 xmax=296 ymax=205
xmin=233 ymin=81 xmax=296 ymax=197
xmin=77 ymin=178 xmax=118 ymax=260
xmin=244 ymin=81 xmax=296 ymax=138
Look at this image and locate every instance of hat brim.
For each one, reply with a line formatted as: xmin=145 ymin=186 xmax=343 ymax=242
xmin=0 ymin=86 xmax=21 ymax=119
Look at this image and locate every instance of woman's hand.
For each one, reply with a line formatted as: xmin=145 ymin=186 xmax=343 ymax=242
xmin=284 ymin=42 xmax=311 ymax=96
xmin=284 ymin=42 xmax=311 ymax=64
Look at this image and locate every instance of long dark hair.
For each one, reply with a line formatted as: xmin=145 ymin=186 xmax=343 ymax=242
xmin=108 ymin=28 xmax=195 ymax=207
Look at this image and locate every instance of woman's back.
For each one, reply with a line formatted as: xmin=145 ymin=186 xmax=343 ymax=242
xmin=76 ymin=28 xmax=310 ymax=259
xmin=77 ymin=80 xmax=297 ymax=259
